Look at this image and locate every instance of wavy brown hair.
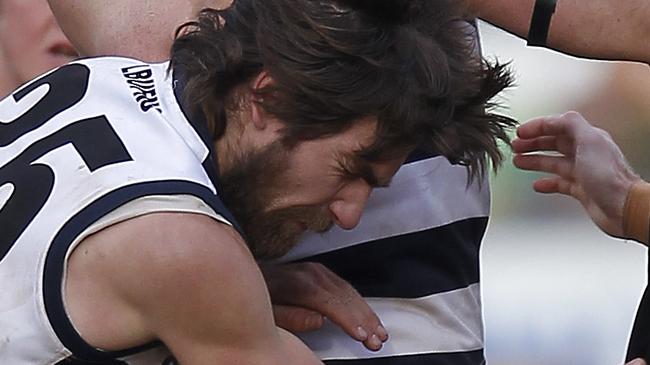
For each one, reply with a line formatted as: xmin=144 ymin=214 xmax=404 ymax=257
xmin=171 ymin=0 xmax=516 ymax=178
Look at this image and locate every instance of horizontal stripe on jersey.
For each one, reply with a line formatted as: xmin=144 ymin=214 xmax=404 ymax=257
xmin=324 ymin=349 xmax=484 ymax=365
xmin=301 ymin=217 xmax=485 ymax=298
xmin=279 ymin=156 xmax=489 ymax=262
xmin=301 ymin=284 xmax=482 ymax=360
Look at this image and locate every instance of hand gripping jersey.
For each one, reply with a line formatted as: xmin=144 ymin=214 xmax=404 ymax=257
xmin=0 ymin=57 xmax=240 ymax=365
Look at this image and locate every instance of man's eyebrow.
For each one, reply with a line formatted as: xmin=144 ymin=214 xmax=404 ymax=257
xmin=346 ymin=155 xmax=392 ymax=188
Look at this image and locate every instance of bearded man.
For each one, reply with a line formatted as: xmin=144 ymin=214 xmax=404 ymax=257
xmin=0 ymin=1 xmax=514 ymax=364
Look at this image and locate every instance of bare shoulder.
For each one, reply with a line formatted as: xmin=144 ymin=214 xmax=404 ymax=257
xmin=67 ymin=212 xmax=271 ymax=350
xmin=86 ymin=212 xmax=263 ymax=306
xmin=138 ymin=213 xmax=264 ymax=305
xmin=119 ymin=212 xmax=254 ymax=274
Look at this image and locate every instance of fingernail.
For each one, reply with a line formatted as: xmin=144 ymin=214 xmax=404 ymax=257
xmin=368 ymin=334 xmax=382 ymax=350
xmin=376 ymin=325 xmax=388 ymax=341
xmin=356 ymin=326 xmax=368 ymax=340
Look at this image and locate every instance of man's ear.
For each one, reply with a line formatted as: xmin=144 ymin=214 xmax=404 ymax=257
xmin=250 ymin=71 xmax=274 ymax=130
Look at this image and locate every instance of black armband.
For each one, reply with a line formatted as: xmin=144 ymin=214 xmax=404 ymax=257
xmin=527 ymin=0 xmax=558 ymax=47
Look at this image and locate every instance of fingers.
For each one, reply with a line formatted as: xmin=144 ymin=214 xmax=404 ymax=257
xmin=263 ymin=262 xmax=388 ymax=351
xmin=512 ymin=136 xmax=557 ymax=153
xmin=512 ymin=135 xmax=575 ymax=156
xmin=516 ymin=111 xmax=587 ymax=140
xmin=272 ymin=305 xmax=324 ymax=333
xmin=314 ymin=266 xmax=388 ymax=351
xmin=532 ymin=177 xmax=572 ymax=196
xmin=516 ymin=116 xmax=563 ymax=139
xmin=514 ymin=152 xmax=579 ymax=199
xmin=513 ymin=154 xmax=574 ymax=179
xmin=513 ymin=113 xmax=587 ymax=159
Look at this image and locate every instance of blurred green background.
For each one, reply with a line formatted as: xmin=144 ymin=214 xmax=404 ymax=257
xmin=478 ymin=21 xmax=650 ymax=365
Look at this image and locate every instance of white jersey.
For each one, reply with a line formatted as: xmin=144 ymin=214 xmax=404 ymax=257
xmin=0 ymin=57 xmax=237 ymax=365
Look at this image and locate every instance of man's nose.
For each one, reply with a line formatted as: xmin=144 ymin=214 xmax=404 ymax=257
xmin=328 ymin=179 xmax=373 ymax=230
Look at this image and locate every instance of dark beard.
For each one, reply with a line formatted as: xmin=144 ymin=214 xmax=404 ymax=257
xmin=219 ymin=141 xmax=332 ymax=260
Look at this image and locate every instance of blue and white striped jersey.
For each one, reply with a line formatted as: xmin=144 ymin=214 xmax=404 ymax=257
xmin=281 ymin=155 xmax=488 ymax=365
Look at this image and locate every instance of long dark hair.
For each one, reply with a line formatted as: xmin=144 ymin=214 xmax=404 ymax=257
xmin=171 ymin=0 xmax=516 ymax=178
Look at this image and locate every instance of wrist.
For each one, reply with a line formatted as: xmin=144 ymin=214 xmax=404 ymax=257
xmin=623 ymin=180 xmax=650 ymax=245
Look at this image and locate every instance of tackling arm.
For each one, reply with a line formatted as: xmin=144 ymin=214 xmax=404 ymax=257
xmin=467 ymin=0 xmax=650 ymax=64
xmin=66 ymin=213 xmax=322 ymax=364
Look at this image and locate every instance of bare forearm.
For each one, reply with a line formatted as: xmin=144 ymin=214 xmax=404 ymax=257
xmin=469 ymin=0 xmax=650 ymax=64
xmin=48 ymin=0 xmax=230 ymax=61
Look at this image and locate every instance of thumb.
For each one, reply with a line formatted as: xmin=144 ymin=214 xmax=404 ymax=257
xmin=625 ymin=358 xmax=647 ymax=365
xmin=272 ymin=304 xmax=325 ymax=333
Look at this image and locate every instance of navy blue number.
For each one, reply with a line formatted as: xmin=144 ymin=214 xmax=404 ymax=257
xmin=0 ymin=65 xmax=133 ymax=261
xmin=0 ymin=64 xmax=90 ymax=147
